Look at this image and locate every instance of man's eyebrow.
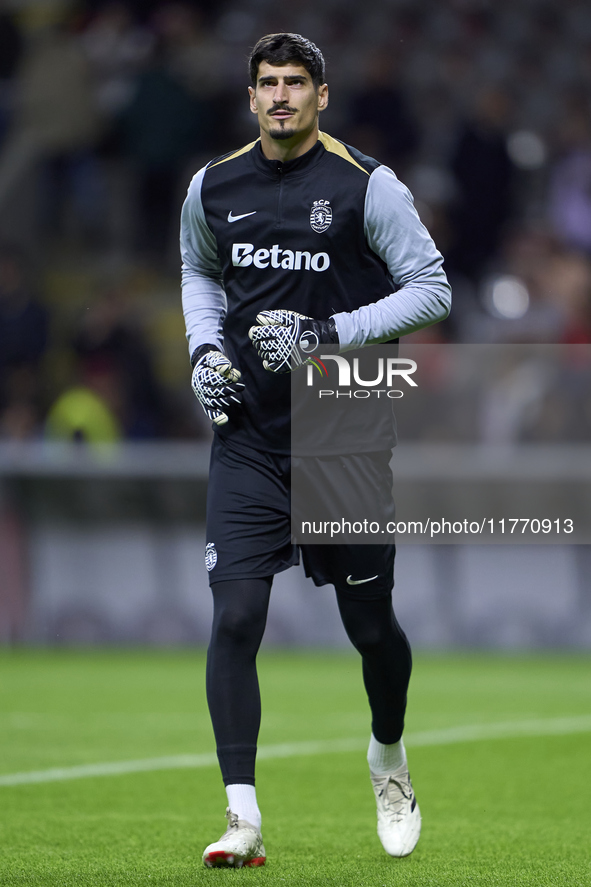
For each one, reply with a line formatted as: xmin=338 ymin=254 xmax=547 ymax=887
xmin=258 ymin=74 xmax=308 ymax=84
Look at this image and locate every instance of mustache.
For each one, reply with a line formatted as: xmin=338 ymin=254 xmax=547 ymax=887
xmin=267 ymin=104 xmax=298 ymax=115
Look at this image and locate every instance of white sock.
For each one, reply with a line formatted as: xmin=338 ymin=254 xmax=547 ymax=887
xmin=367 ymin=734 xmax=407 ymax=776
xmin=225 ymin=784 xmax=261 ymax=830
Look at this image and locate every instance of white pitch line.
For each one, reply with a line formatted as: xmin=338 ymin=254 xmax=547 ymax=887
xmin=1 ymin=715 xmax=590 ymax=788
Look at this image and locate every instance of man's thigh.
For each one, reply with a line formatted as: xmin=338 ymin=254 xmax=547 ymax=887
xmin=291 ymin=450 xmax=396 ymax=545
xmin=205 ymin=437 xmax=298 ymax=584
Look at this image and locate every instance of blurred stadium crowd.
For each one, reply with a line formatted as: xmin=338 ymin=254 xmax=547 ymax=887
xmin=1 ymin=0 xmax=591 ymax=442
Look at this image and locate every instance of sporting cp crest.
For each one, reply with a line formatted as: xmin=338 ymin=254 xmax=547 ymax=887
xmin=310 ymin=199 xmax=332 ymax=233
xmin=205 ymin=542 xmax=217 ymax=572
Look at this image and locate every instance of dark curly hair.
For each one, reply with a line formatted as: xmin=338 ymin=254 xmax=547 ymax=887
xmin=248 ymin=33 xmax=326 ymax=89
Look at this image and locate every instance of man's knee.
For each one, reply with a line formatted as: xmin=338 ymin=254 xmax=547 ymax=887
xmin=210 ymin=578 xmax=271 ymax=650
xmin=336 ymin=594 xmax=406 ymax=658
xmin=346 ymin=619 xmax=391 ymax=656
xmin=212 ymin=604 xmax=267 ymax=649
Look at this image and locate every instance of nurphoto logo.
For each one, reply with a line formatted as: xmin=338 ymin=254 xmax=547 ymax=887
xmin=305 ymin=355 xmax=418 ymax=398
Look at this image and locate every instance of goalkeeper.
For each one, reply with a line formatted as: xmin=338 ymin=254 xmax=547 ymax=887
xmin=181 ymin=32 xmax=451 ymax=869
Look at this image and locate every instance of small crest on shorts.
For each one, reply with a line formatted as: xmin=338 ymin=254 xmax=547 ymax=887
xmin=205 ymin=542 xmax=217 ymax=572
xmin=310 ymin=199 xmax=332 ymax=233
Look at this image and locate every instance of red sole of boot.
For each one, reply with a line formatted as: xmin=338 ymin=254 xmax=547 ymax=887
xmin=204 ymin=851 xmax=266 ymax=868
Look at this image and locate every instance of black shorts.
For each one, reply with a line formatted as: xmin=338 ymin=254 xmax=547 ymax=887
xmin=205 ymin=436 xmax=395 ymax=599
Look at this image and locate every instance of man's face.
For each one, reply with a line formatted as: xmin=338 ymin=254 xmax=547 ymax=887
xmin=249 ymin=61 xmax=328 ymax=144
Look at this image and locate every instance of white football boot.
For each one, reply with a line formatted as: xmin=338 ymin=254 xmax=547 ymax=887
xmin=202 ymin=808 xmax=266 ymax=868
xmin=370 ymin=764 xmax=421 ymax=857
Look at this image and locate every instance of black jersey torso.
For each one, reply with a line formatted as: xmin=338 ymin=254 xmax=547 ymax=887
xmin=199 ymin=136 xmax=396 ymax=453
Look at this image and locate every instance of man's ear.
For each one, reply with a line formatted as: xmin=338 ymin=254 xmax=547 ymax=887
xmin=317 ymin=83 xmax=329 ymax=112
xmin=248 ymin=86 xmax=257 ymax=114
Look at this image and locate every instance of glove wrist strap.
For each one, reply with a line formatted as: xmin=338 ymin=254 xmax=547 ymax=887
xmin=190 ymin=343 xmax=220 ymax=369
xmin=326 ymin=318 xmax=339 ymax=345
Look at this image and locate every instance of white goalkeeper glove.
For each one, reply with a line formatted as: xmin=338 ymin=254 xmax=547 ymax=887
xmin=190 ymin=345 xmax=244 ymax=426
xmin=248 ymin=309 xmax=339 ymax=373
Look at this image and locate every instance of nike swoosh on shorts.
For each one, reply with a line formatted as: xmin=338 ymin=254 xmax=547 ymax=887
xmin=346 ymin=574 xmax=379 ymax=585
xmin=227 ymin=211 xmax=257 ymax=222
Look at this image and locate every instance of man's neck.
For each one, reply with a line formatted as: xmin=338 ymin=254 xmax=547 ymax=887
xmin=259 ymin=125 xmax=319 ymax=162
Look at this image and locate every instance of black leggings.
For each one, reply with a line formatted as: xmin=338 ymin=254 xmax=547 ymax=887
xmin=206 ymin=578 xmax=412 ymax=786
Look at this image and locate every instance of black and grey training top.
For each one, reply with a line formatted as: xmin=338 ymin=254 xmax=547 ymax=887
xmin=181 ymin=132 xmax=451 ymax=453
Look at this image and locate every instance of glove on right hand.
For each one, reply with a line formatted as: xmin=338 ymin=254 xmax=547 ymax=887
xmin=248 ymin=309 xmax=338 ymax=373
xmin=191 ymin=348 xmax=244 ymax=426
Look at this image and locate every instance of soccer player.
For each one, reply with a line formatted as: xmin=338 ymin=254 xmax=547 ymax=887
xmin=180 ymin=33 xmax=451 ymax=868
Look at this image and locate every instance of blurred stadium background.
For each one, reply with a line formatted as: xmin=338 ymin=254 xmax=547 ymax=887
xmin=1 ymin=0 xmax=591 ymax=649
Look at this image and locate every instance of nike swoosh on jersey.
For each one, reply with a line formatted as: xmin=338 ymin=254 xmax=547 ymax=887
xmin=227 ymin=211 xmax=257 ymax=222
xmin=346 ymin=574 xmax=379 ymax=585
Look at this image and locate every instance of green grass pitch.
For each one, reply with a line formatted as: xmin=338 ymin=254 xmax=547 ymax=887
xmin=0 ymin=648 xmax=590 ymax=886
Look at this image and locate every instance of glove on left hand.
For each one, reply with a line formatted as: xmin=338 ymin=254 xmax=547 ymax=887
xmin=248 ymin=309 xmax=338 ymax=373
xmin=191 ymin=347 xmax=244 ymax=426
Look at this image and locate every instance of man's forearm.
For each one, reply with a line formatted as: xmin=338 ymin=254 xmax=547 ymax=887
xmin=331 ymin=278 xmax=450 ymax=349
xmin=182 ymin=273 xmax=227 ymax=357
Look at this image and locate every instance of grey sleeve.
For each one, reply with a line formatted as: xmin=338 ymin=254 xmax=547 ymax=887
xmin=180 ymin=166 xmax=227 ymax=357
xmin=332 ymin=164 xmax=451 ymax=348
